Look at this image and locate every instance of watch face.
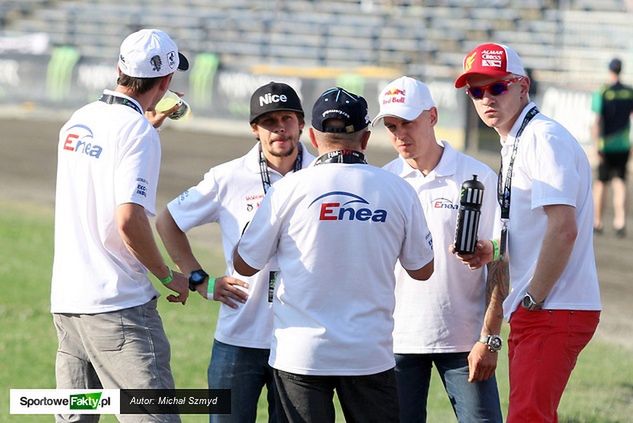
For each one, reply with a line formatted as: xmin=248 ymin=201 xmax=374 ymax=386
xmin=522 ymin=294 xmax=534 ymax=309
xmin=489 ymin=336 xmax=502 ymax=351
xmin=189 ymin=270 xmax=208 ymax=285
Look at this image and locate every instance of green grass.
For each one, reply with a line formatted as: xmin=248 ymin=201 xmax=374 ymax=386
xmin=2 ymin=201 xmax=633 ymax=422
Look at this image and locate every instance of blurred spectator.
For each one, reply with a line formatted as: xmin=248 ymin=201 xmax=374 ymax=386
xmin=591 ymin=57 xmax=633 ymax=237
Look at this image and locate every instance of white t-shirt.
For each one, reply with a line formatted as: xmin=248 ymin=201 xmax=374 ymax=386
xmin=168 ymin=143 xmax=314 ymax=349
xmin=237 ymin=160 xmax=434 ymax=376
xmin=51 ymin=90 xmax=160 ymax=313
xmin=501 ymin=102 xmax=602 ymax=320
xmin=384 ymin=141 xmax=501 ymax=353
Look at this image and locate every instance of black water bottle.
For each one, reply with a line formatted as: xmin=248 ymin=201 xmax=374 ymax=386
xmin=454 ymin=174 xmax=485 ymax=254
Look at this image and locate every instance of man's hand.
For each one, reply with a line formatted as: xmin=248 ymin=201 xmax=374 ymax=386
xmin=207 ymin=276 xmax=250 ymax=308
xmin=467 ymin=342 xmax=498 ymax=382
xmin=164 ymin=271 xmax=189 ymax=304
xmin=450 ymin=239 xmax=494 ymax=270
xmin=146 ymin=93 xmax=182 ymax=129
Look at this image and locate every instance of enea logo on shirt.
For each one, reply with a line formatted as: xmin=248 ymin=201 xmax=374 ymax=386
xmin=62 ymin=125 xmax=103 ymax=158
xmin=432 ymin=197 xmax=459 ymax=210
xmin=308 ymin=191 xmax=387 ymax=222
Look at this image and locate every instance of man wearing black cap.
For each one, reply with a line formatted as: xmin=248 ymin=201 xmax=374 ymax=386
xmin=157 ymin=82 xmax=313 ymax=422
xmin=233 ymin=87 xmax=434 ymax=422
xmin=591 ymin=57 xmax=633 ymax=237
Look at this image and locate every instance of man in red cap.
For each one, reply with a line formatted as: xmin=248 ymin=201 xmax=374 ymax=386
xmin=453 ymin=43 xmax=602 ymax=422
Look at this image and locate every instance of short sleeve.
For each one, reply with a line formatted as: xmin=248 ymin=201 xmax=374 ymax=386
xmin=115 ymin=122 xmax=160 ymax=215
xmin=237 ymin=184 xmax=284 ymax=271
xmin=399 ymin=185 xmax=434 ymax=271
xmin=167 ymin=168 xmax=221 ymax=232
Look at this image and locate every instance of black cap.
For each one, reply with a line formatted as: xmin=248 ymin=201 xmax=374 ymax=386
xmin=609 ymin=58 xmax=622 ymax=74
xmin=249 ymin=82 xmax=304 ymax=124
xmin=177 ymin=53 xmax=189 ymax=72
xmin=311 ymin=87 xmax=370 ymax=134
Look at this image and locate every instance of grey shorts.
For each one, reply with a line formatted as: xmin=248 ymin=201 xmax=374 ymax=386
xmin=53 ymin=298 xmax=180 ymax=423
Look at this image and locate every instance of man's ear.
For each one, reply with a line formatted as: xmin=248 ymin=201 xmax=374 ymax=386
xmin=428 ymin=107 xmax=438 ymax=126
xmin=309 ymin=127 xmax=319 ymax=150
xmin=520 ymin=77 xmax=531 ymax=97
xmin=360 ymin=130 xmax=371 ymax=151
xmin=159 ymin=73 xmax=173 ymax=91
xmin=250 ymin=122 xmax=260 ymax=139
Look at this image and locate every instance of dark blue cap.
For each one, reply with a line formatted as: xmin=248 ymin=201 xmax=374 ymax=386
xmin=311 ymin=87 xmax=370 ymax=134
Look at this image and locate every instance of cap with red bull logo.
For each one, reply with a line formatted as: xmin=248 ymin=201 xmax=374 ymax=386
xmin=372 ymin=76 xmax=435 ymax=125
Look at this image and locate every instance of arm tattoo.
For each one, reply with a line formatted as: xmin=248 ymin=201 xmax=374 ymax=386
xmin=485 ymin=259 xmax=510 ymax=318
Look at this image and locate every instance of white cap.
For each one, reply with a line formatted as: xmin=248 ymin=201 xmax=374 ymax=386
xmin=372 ymin=76 xmax=436 ymax=126
xmin=118 ymin=29 xmax=189 ymax=78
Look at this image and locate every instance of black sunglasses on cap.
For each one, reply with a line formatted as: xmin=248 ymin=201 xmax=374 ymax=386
xmin=466 ymin=77 xmax=522 ymax=100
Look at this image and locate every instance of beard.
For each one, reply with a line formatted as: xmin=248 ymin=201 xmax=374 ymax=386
xmin=269 ymin=143 xmax=296 ymax=158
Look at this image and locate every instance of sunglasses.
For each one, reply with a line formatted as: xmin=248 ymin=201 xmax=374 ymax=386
xmin=466 ymin=78 xmax=521 ymax=100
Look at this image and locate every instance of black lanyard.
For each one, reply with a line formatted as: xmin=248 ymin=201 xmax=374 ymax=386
xmin=99 ymin=93 xmax=143 ymax=115
xmin=256 ymin=142 xmax=303 ymax=303
xmin=258 ymin=142 xmax=304 ymax=194
xmin=314 ymin=149 xmax=367 ymax=166
xmin=497 ymin=106 xmax=539 ymax=219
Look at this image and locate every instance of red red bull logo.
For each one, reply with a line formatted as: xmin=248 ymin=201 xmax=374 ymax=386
xmin=382 ymin=87 xmax=406 ymax=105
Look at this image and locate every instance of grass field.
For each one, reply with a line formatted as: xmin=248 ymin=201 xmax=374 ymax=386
xmin=2 ymin=200 xmax=633 ymax=422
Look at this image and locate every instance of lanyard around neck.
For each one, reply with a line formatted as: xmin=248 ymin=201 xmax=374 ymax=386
xmin=258 ymin=142 xmax=304 ymax=194
xmin=99 ymin=94 xmax=143 ymax=115
xmin=314 ymin=150 xmax=367 ymax=166
xmin=497 ymin=106 xmax=539 ymax=219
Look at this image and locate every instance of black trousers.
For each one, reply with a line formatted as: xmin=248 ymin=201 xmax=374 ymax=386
xmin=273 ymin=368 xmax=399 ymax=423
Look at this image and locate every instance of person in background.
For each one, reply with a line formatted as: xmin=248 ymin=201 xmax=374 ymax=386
xmin=453 ymin=42 xmax=601 ymax=422
xmin=233 ymin=87 xmax=434 ymax=422
xmin=156 ymin=82 xmax=314 ymax=422
xmin=375 ymin=76 xmax=506 ymax=423
xmin=51 ymin=28 xmax=189 ymax=423
xmin=591 ymin=57 xmax=633 ymax=237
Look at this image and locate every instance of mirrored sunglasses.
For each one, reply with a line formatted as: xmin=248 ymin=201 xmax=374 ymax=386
xmin=466 ymin=78 xmax=521 ymax=100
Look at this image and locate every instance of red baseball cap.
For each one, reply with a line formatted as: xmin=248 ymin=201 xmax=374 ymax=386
xmin=454 ymin=43 xmax=526 ymax=88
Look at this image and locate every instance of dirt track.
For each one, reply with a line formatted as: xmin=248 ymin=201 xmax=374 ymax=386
xmin=2 ymin=116 xmax=631 ymax=349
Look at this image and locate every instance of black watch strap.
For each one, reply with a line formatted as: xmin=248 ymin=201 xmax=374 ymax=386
xmin=188 ymin=269 xmax=209 ymax=291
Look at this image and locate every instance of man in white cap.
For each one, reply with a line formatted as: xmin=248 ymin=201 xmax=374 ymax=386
xmin=374 ymin=76 xmax=506 ymax=422
xmin=51 ymin=28 xmax=189 ymax=422
xmin=454 ymin=43 xmax=602 ymax=422
xmin=232 ymin=87 xmax=434 ymax=422
xmin=157 ymin=81 xmax=314 ymax=423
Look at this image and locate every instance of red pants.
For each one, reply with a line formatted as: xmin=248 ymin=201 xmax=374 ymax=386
xmin=507 ymin=307 xmax=600 ymax=423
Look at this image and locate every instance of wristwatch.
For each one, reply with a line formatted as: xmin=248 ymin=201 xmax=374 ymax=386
xmin=188 ymin=269 xmax=209 ymax=292
xmin=479 ymin=335 xmax=503 ymax=353
xmin=521 ymin=292 xmax=544 ymax=311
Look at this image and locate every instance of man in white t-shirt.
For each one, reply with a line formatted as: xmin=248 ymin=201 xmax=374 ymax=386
xmin=374 ymin=76 xmax=506 ymax=422
xmin=156 ymin=82 xmax=314 ymax=423
xmin=51 ymin=29 xmax=189 ymax=422
xmin=454 ymin=42 xmax=602 ymax=422
xmin=232 ymin=87 xmax=434 ymax=422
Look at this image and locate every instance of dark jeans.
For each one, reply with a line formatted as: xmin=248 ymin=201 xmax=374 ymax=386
xmin=273 ymin=368 xmax=399 ymax=423
xmin=208 ymin=339 xmax=277 ymax=423
xmin=395 ymin=352 xmax=502 ymax=423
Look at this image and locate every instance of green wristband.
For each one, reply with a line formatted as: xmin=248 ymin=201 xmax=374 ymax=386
xmin=207 ymin=277 xmax=216 ymax=299
xmin=158 ymin=268 xmax=174 ymax=285
xmin=491 ymin=239 xmax=500 ymax=261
